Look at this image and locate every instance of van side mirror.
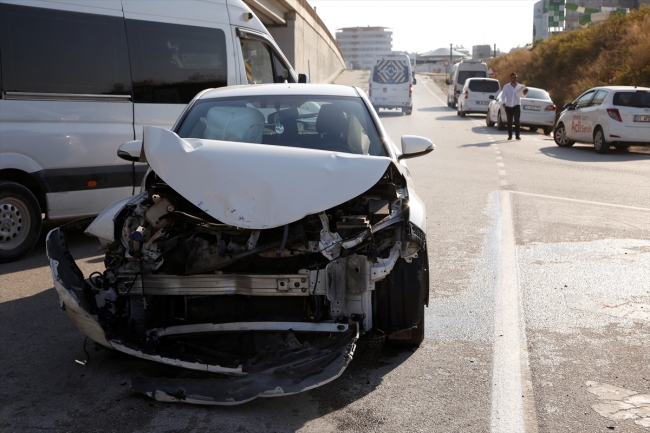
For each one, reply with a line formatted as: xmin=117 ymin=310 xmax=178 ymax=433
xmin=117 ymin=140 xmax=144 ymax=162
xmin=298 ymin=73 xmax=309 ymax=83
xmin=445 ymin=79 xmax=451 ymax=85
xmin=399 ymin=135 xmax=435 ymax=160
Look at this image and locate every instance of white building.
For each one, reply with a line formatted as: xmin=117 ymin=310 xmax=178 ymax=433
xmin=336 ymin=26 xmax=393 ymax=70
xmin=472 ymin=45 xmax=492 ymax=60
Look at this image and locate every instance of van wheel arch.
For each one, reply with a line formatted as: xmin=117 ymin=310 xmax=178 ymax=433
xmin=0 ymin=169 xmax=47 ymax=217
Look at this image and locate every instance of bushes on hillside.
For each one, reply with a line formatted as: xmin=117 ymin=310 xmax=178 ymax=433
xmin=489 ymin=6 xmax=650 ymax=106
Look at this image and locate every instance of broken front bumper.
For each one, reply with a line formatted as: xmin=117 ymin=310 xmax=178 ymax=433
xmin=46 ymin=226 xmax=359 ymax=405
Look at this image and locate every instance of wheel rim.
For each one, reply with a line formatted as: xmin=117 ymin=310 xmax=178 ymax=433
xmin=556 ymin=125 xmax=568 ymax=145
xmin=0 ymin=197 xmax=31 ymax=250
xmin=594 ymin=131 xmax=603 ymax=149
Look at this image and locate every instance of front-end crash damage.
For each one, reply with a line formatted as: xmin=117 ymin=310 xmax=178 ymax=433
xmin=47 ymin=131 xmax=428 ymax=405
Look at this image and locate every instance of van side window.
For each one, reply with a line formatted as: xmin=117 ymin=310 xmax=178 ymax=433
xmin=0 ymin=4 xmax=131 ymax=95
xmin=240 ymin=38 xmax=294 ymax=84
xmin=126 ymin=20 xmax=227 ymax=104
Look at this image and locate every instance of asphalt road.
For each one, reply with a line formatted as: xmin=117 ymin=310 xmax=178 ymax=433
xmin=1 ymin=72 xmax=649 ymax=433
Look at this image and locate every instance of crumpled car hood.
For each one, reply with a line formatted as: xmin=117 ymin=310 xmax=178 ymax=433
xmin=143 ymin=126 xmax=392 ymax=229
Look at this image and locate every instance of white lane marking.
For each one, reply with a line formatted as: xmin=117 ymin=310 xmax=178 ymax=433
xmin=497 ymin=162 xmax=505 ymax=167
xmin=499 ymin=179 xmax=509 ymax=187
xmin=511 ymin=191 xmax=650 ymax=212
xmin=499 ymin=170 xmax=507 ymax=176
xmin=586 ymin=382 xmax=650 ymax=428
xmin=492 ymin=191 xmax=536 ymax=433
xmin=420 ymin=78 xmax=448 ymax=106
xmin=496 ymin=156 xmax=503 ymax=161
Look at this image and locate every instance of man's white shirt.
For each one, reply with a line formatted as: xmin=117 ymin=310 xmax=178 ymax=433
xmin=501 ymin=83 xmax=527 ymax=107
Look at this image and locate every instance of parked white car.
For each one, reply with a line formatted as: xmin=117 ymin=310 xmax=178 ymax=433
xmin=457 ymin=78 xmax=500 ymax=117
xmin=486 ymin=87 xmax=556 ymax=135
xmin=554 ymin=86 xmax=650 ymax=153
xmin=47 ymin=84 xmax=434 ymax=405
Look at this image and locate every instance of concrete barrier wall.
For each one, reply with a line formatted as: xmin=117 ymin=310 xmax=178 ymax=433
xmin=267 ymin=0 xmax=345 ymax=84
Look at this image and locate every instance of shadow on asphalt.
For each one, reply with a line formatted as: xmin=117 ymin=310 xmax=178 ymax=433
xmin=416 ymin=106 xmax=450 ymax=113
xmin=539 ymin=145 xmax=650 ymax=162
xmin=377 ymin=111 xmax=406 ymax=118
xmin=458 ymin=142 xmax=494 ymax=148
xmin=0 ymin=222 xmax=417 ymax=431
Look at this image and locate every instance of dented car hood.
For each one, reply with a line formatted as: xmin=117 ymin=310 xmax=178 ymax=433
xmin=143 ymin=126 xmax=392 ymax=229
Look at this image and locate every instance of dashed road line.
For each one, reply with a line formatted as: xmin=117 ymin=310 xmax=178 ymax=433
xmin=511 ymin=191 xmax=650 ymax=211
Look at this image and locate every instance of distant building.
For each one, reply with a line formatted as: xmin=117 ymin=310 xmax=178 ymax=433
xmin=453 ymin=45 xmax=470 ymax=58
xmin=417 ymin=48 xmax=468 ymax=63
xmin=336 ymin=26 xmax=393 ymax=70
xmin=472 ymin=45 xmax=492 ymax=60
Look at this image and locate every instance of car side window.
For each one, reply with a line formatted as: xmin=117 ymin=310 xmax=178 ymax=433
xmin=0 ymin=3 xmax=131 ymax=95
xmin=126 ymin=20 xmax=228 ymax=104
xmin=590 ymin=90 xmax=608 ymax=107
xmin=574 ymin=91 xmax=595 ymax=109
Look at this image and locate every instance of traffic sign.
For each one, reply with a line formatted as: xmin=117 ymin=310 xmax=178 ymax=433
xmin=443 ymin=60 xmax=450 ymax=67
xmin=487 ymin=66 xmax=496 ymax=78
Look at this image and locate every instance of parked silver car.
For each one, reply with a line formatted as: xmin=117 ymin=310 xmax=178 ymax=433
xmin=486 ymin=87 xmax=556 ymax=135
xmin=47 ymin=84 xmax=434 ymax=405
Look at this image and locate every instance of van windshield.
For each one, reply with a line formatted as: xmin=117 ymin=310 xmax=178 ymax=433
xmin=613 ymin=91 xmax=650 ymax=108
xmin=458 ymin=71 xmax=487 ymax=86
xmin=468 ymin=80 xmax=500 ymax=93
xmin=372 ymin=60 xmax=409 ymax=84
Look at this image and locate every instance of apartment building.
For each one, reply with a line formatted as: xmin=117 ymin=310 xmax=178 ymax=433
xmin=336 ymin=26 xmax=392 ymax=69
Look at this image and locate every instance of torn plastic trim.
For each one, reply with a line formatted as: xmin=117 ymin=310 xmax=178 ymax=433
xmin=147 ymin=321 xmax=349 ymax=339
xmin=46 ymin=227 xmax=113 ymax=349
xmin=131 ymin=322 xmax=359 ymax=405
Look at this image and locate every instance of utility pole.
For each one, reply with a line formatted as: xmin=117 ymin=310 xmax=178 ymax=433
xmin=494 ymin=43 xmax=496 ymax=58
xmin=449 ymin=43 xmax=453 ymax=80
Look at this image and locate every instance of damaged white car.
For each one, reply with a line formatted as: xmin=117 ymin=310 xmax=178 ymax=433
xmin=47 ymin=84 xmax=433 ymax=405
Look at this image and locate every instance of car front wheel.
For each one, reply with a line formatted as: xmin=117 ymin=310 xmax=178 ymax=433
xmin=554 ymin=123 xmax=575 ymax=147
xmin=593 ymin=127 xmax=609 ymax=154
xmin=497 ymin=112 xmax=505 ymax=130
xmin=543 ymin=126 xmax=553 ymax=136
xmin=486 ymin=112 xmax=495 ymax=127
xmin=0 ymin=181 xmax=42 ymax=262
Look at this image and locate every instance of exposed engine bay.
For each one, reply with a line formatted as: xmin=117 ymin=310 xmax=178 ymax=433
xmin=47 ymin=162 xmax=427 ymax=405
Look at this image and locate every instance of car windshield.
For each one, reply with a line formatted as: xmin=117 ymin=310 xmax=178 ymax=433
xmin=468 ymin=80 xmax=500 ymax=93
xmin=177 ymin=95 xmax=386 ymax=156
xmin=613 ymin=91 xmax=650 ymax=108
xmin=525 ymin=88 xmax=551 ymax=100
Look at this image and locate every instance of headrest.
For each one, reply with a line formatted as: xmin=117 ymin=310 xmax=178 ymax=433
xmin=316 ymin=104 xmax=348 ymax=135
xmin=204 ymin=106 xmax=264 ymax=143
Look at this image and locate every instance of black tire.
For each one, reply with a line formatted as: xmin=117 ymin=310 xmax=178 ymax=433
xmin=486 ymin=112 xmax=495 ymax=127
xmin=554 ymin=122 xmax=575 ymax=147
xmin=406 ymin=108 xmax=413 ymax=115
xmin=0 ymin=181 xmax=42 ymax=262
xmin=460 ymin=108 xmax=466 ymax=117
xmin=497 ymin=112 xmax=505 ymax=130
xmin=456 ymin=108 xmax=460 ymax=117
xmin=593 ymin=127 xmax=609 ymax=154
xmin=543 ymin=126 xmax=553 ymax=136
xmin=529 ymin=126 xmax=538 ymax=132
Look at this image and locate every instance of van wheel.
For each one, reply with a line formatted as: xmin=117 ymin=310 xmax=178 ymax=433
xmin=0 ymin=182 xmax=42 ymax=262
xmin=460 ymin=109 xmax=466 ymax=117
xmin=554 ymin=123 xmax=575 ymax=147
xmin=406 ymin=108 xmax=413 ymax=115
xmin=529 ymin=126 xmax=538 ymax=133
xmin=497 ymin=113 xmax=505 ymax=130
xmin=543 ymin=126 xmax=553 ymax=136
xmin=593 ymin=127 xmax=609 ymax=154
xmin=456 ymin=108 xmax=460 ymax=117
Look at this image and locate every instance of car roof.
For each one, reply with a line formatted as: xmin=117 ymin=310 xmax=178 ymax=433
xmin=583 ymin=86 xmax=650 ymax=92
xmin=198 ymin=84 xmax=363 ymax=100
xmin=465 ymin=77 xmax=499 ymax=81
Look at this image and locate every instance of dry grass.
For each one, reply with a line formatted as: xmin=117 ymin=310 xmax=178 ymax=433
xmin=489 ymin=6 xmax=650 ymax=106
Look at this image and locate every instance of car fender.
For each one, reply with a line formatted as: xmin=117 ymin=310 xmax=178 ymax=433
xmin=405 ymin=186 xmax=426 ymax=235
xmin=0 ymin=152 xmax=43 ymax=173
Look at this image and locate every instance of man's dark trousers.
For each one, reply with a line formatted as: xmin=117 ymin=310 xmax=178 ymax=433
xmin=505 ymin=105 xmax=521 ymax=138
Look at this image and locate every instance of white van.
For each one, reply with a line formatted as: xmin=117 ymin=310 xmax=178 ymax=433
xmin=446 ymin=59 xmax=488 ymax=108
xmin=0 ymin=0 xmax=302 ymax=261
xmin=368 ymin=53 xmax=414 ymax=115
xmin=457 ymin=78 xmax=501 ymax=117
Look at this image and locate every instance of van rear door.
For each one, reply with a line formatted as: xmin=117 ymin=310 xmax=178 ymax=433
xmin=372 ymin=59 xmax=411 ymax=105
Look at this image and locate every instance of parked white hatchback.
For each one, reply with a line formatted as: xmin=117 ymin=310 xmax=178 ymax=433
xmin=554 ymin=86 xmax=650 ymax=153
xmin=457 ymin=78 xmax=500 ymax=117
xmin=486 ymin=87 xmax=556 ymax=135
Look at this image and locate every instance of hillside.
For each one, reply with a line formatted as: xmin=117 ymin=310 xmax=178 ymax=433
xmin=489 ymin=6 xmax=650 ymax=106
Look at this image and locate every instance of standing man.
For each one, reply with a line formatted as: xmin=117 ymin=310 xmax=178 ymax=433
xmin=501 ymin=72 xmax=528 ymax=140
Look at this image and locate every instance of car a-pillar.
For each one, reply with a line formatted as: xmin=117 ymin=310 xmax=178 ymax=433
xmin=0 ymin=180 xmax=43 ymax=261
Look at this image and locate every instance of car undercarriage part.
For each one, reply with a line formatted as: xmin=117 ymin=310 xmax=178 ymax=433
xmin=47 ymin=163 xmax=427 ymax=404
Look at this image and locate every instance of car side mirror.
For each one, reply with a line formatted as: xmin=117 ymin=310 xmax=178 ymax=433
xmin=563 ymin=103 xmax=573 ymax=110
xmin=117 ymin=140 xmax=144 ymax=163
xmin=298 ymin=73 xmax=309 ymax=83
xmin=489 ymin=95 xmax=495 ymax=99
xmin=445 ymin=79 xmax=451 ymax=85
xmin=399 ymin=135 xmax=435 ymax=160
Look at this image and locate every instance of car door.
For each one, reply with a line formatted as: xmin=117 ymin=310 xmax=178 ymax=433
xmin=580 ymin=89 xmax=608 ymax=141
xmin=567 ymin=90 xmax=596 ymax=142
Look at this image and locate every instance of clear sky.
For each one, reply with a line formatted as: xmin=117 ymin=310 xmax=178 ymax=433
xmin=307 ymin=0 xmax=540 ymax=54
